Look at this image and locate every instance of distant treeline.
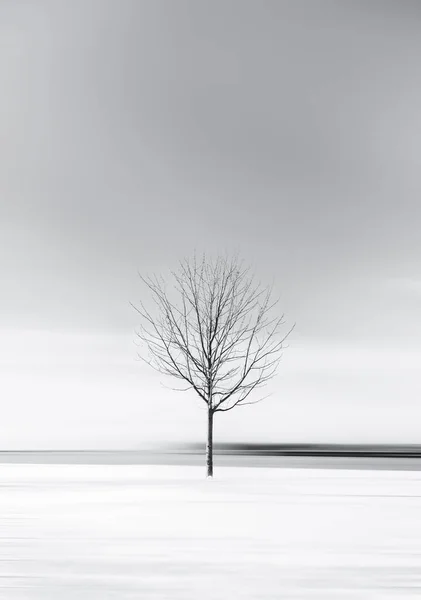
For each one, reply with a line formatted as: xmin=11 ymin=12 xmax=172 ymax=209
xmin=180 ymin=443 xmax=421 ymax=458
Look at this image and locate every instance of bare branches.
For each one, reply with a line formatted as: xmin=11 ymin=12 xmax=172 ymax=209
xmin=133 ymin=254 xmax=293 ymax=413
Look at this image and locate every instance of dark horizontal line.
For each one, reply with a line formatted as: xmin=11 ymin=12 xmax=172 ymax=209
xmin=181 ymin=443 xmax=421 ymax=458
xmin=2 ymin=445 xmax=421 ymax=459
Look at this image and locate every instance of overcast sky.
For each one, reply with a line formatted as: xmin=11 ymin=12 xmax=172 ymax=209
xmin=1 ymin=0 xmax=421 ymax=448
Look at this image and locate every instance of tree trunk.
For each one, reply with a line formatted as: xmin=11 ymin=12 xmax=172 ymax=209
xmin=206 ymin=408 xmax=214 ymax=477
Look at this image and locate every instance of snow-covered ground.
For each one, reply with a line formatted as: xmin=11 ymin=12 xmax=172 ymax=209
xmin=1 ymin=464 xmax=421 ymax=599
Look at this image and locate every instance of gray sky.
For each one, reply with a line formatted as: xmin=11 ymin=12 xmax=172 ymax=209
xmin=1 ymin=0 xmax=421 ymax=448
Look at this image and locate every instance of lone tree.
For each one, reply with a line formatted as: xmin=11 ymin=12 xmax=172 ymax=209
xmin=132 ymin=254 xmax=293 ymax=477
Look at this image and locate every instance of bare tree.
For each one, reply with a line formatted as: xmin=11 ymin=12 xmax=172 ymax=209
xmin=132 ymin=254 xmax=293 ymax=477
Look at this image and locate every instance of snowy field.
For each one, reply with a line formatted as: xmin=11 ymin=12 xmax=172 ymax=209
xmin=1 ymin=464 xmax=421 ymax=599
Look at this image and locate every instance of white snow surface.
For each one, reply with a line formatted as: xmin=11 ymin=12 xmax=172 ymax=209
xmin=1 ymin=463 xmax=421 ymax=598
